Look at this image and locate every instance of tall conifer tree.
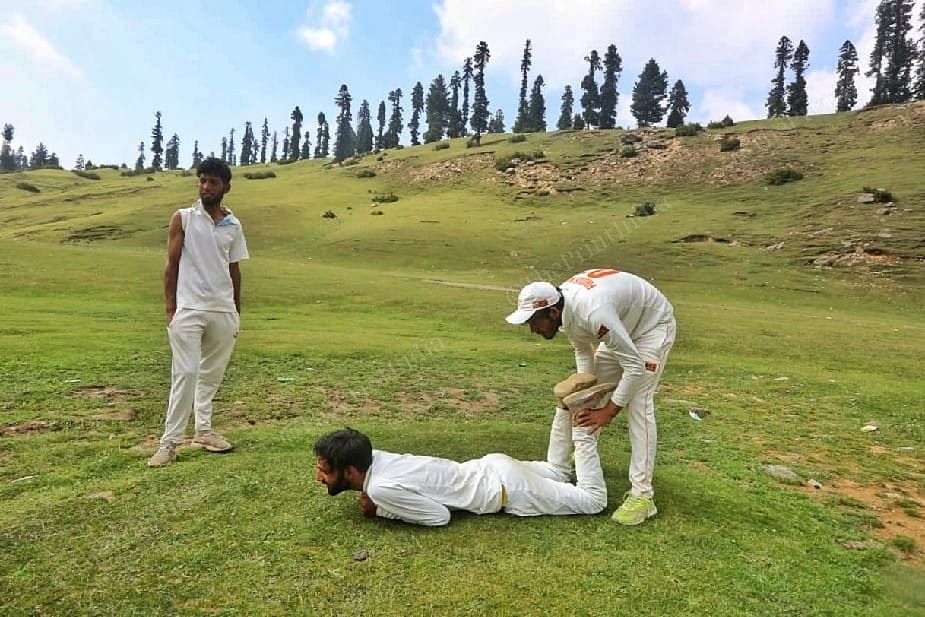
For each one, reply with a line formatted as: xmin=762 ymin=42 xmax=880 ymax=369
xmin=0 ymin=124 xmax=14 ymax=171
xmin=315 ymin=112 xmax=330 ymax=158
xmin=356 ymin=99 xmax=374 ymax=154
xmin=766 ymin=36 xmax=793 ymax=117
xmin=191 ymin=140 xmax=203 ymax=168
xmin=835 ymin=40 xmax=860 ymax=111
xmin=599 ymin=44 xmax=622 ymax=129
xmin=915 ymin=0 xmax=925 ymax=99
xmin=868 ymin=0 xmax=915 ymax=104
xmin=557 ymin=86 xmax=574 ymax=130
xmin=260 ymin=118 xmax=269 ymax=163
xmin=461 ymin=57 xmax=473 ymax=136
xmin=333 ymin=84 xmax=356 ymax=162
xmin=409 ymin=82 xmax=424 ymax=146
xmin=514 ymin=39 xmax=532 ymax=132
xmin=630 ymin=58 xmax=669 ymax=127
xmin=787 ymin=40 xmax=810 ymax=116
xmin=527 ymin=75 xmax=546 ymax=132
xmin=165 ymin=133 xmax=180 ymax=169
xmin=666 ymin=80 xmax=690 ymax=128
xmin=580 ymin=50 xmax=602 ymax=128
xmin=270 ymin=132 xmax=278 ymax=162
xmin=384 ymin=88 xmax=404 ymax=148
xmin=448 ymin=71 xmax=462 ymax=138
xmin=150 ymin=111 xmax=164 ymax=171
xmin=289 ymin=106 xmax=303 ymax=160
xmin=470 ymin=41 xmax=491 ymax=144
xmin=424 ymin=74 xmax=450 ymax=143
xmin=135 ymin=141 xmax=145 ymax=171
xmin=375 ymin=101 xmax=386 ymax=150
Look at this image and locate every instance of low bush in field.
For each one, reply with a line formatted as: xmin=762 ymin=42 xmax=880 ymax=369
xmin=434 ymin=142 xmax=450 ymax=150
xmin=675 ymin=123 xmax=703 ymax=137
xmin=356 ymin=169 xmax=376 ymax=178
xmin=243 ymin=171 xmax=276 ymax=180
xmin=619 ymin=145 xmax=637 ymax=158
xmin=371 ymin=193 xmax=398 ymax=203
xmin=72 ymin=170 xmax=101 ymax=180
xmin=634 ymin=202 xmax=656 ymax=217
xmin=509 ymin=134 xmax=527 ymax=143
xmin=765 ymin=168 xmax=804 ymax=185
xmin=719 ymin=137 xmax=741 ymax=152
xmin=494 ymin=150 xmax=545 ymax=171
xmin=862 ymin=186 xmax=893 ymax=202
xmin=708 ymin=115 xmax=735 ymax=129
xmin=16 ymin=182 xmax=40 ymax=193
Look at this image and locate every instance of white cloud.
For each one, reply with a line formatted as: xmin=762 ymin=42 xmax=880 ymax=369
xmin=807 ymin=68 xmax=837 ymax=115
xmin=0 ymin=12 xmax=82 ymax=78
xmin=697 ymin=88 xmax=760 ymax=122
xmin=297 ymin=1 xmax=351 ymax=54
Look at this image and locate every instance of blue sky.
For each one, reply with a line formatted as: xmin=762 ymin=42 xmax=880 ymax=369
xmin=1 ymin=0 xmax=911 ymax=168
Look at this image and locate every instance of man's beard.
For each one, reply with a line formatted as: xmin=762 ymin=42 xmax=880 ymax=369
xmin=325 ymin=472 xmax=351 ymax=496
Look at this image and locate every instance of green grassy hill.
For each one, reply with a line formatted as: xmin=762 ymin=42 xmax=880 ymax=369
xmin=1 ymin=104 xmax=923 ymax=616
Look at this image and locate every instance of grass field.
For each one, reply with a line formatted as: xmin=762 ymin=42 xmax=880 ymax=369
xmin=1 ymin=103 xmax=924 ymax=616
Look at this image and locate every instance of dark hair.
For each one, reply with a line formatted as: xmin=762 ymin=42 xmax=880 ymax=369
xmin=197 ymin=157 xmax=232 ymax=183
xmin=532 ymin=286 xmax=565 ymax=320
xmin=314 ymin=428 xmax=373 ymax=473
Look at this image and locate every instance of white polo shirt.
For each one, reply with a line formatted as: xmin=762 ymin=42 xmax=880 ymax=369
xmin=176 ymin=200 xmax=249 ymax=313
xmin=364 ymin=449 xmax=504 ymax=526
xmin=560 ymin=269 xmax=674 ymax=406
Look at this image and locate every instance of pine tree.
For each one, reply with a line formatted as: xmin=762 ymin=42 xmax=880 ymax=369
xmin=240 ymin=122 xmax=253 ymax=166
xmin=356 ymin=99 xmax=374 ymax=154
xmin=384 ymin=88 xmax=403 ymax=148
xmin=527 ymin=75 xmax=546 ymax=132
xmin=835 ymin=40 xmax=860 ymax=111
xmin=221 ymin=137 xmax=228 ymax=162
xmin=260 ymin=118 xmax=270 ymax=164
xmin=290 ymin=106 xmax=303 ymax=160
xmin=461 ymin=56 xmax=473 ymax=136
xmin=868 ymin=0 xmax=915 ymax=105
xmin=514 ymin=39 xmax=532 ymax=132
xmin=580 ymin=50 xmax=602 ymax=128
xmin=0 ymin=124 xmax=14 ymax=171
xmin=15 ymin=145 xmax=26 ymax=170
xmin=557 ymin=86 xmax=574 ymax=130
xmin=630 ymin=58 xmax=669 ymax=127
xmin=409 ymin=81 xmax=424 ymax=146
xmin=766 ymin=36 xmax=793 ymax=117
xmin=301 ymin=133 xmax=312 ymax=160
xmin=787 ymin=40 xmax=810 ymax=116
xmin=572 ymin=114 xmax=585 ymax=130
xmin=74 ymin=154 xmax=85 ymax=171
xmin=424 ymin=74 xmax=449 ymax=143
xmin=599 ymin=44 xmax=622 ymax=129
xmin=281 ymin=127 xmax=289 ymax=161
xmin=134 ymin=141 xmax=145 ymax=172
xmin=333 ymin=84 xmax=356 ymax=162
xmin=151 ymin=111 xmax=164 ymax=171
xmin=915 ymin=0 xmax=925 ymax=99
xmin=375 ymin=101 xmax=386 ymax=150
xmin=470 ymin=41 xmax=491 ymax=144
xmin=315 ymin=112 xmax=330 ymax=158
xmin=270 ymin=132 xmax=278 ymax=162
xmin=487 ymin=109 xmax=505 ymax=133
xmin=165 ymin=134 xmax=180 ymax=170
xmin=228 ymin=128 xmax=236 ymax=166
xmin=48 ymin=152 xmax=60 ymax=168
xmin=665 ymin=80 xmax=690 ymax=128
xmin=191 ymin=140 xmax=203 ymax=168
xmin=448 ymin=71 xmax=462 ymax=138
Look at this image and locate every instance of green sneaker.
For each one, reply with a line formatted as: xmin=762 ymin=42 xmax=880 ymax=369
xmin=612 ymin=492 xmax=657 ymax=525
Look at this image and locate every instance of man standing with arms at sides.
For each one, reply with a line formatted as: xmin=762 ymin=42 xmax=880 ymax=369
xmin=148 ymin=157 xmax=249 ymax=467
xmin=506 ymin=268 xmax=676 ymax=525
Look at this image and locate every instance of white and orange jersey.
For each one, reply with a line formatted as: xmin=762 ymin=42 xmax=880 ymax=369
xmin=559 ymin=268 xmax=674 ymax=406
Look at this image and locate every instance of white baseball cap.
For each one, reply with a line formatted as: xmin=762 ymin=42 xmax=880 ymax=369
xmin=505 ymin=282 xmax=561 ymax=324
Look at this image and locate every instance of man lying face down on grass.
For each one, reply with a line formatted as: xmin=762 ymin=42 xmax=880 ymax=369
xmin=313 ymin=375 xmax=616 ymax=526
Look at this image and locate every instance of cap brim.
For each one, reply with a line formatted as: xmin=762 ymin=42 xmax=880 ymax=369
xmin=505 ymin=308 xmax=535 ymax=325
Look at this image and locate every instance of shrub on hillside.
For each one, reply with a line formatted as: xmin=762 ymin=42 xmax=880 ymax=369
xmin=634 ymin=202 xmax=656 ymax=217
xmin=243 ymin=170 xmax=276 ymax=180
xmin=371 ymin=192 xmax=398 ymax=203
xmin=322 ymin=210 xmax=336 ymax=219
xmin=466 ymin=137 xmax=481 ymax=148
xmin=356 ymin=168 xmax=377 ymax=178
xmin=719 ymin=137 xmax=741 ymax=152
xmin=16 ymin=182 xmax=40 ymax=193
xmin=861 ymin=186 xmax=893 ymax=202
xmin=277 ymin=158 xmax=298 ymax=165
xmin=370 ymin=210 xmax=384 ymax=216
xmin=675 ymin=123 xmax=703 ymax=137
xmin=764 ymin=168 xmax=804 ymax=185
xmin=619 ymin=145 xmax=637 ymax=158
xmin=434 ymin=142 xmax=450 ymax=150
xmin=72 ymin=170 xmax=101 ymax=180
xmin=509 ymin=134 xmax=527 ymax=143
xmin=708 ymin=115 xmax=735 ymax=129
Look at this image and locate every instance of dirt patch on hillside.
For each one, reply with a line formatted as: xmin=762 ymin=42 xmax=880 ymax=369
xmin=395 ymin=388 xmax=501 ymax=415
xmin=797 ymin=477 xmax=925 ymax=563
xmin=409 ymin=153 xmax=494 ymax=184
xmin=63 ymin=225 xmax=129 ymax=243
xmin=809 ymin=246 xmax=903 ymax=268
xmin=70 ymin=385 xmax=132 ymax=404
xmin=1 ymin=420 xmax=58 ymax=436
xmin=91 ymin=409 xmax=136 ymax=421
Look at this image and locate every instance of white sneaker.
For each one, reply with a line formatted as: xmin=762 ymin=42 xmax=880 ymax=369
xmin=147 ymin=444 xmax=177 ymax=467
xmin=192 ymin=431 xmax=233 ymax=453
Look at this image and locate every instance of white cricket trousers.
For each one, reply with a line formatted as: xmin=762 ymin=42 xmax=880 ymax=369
xmin=480 ymin=408 xmax=607 ymax=516
xmin=593 ymin=316 xmax=676 ymax=499
xmin=160 ymin=309 xmax=239 ymax=446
